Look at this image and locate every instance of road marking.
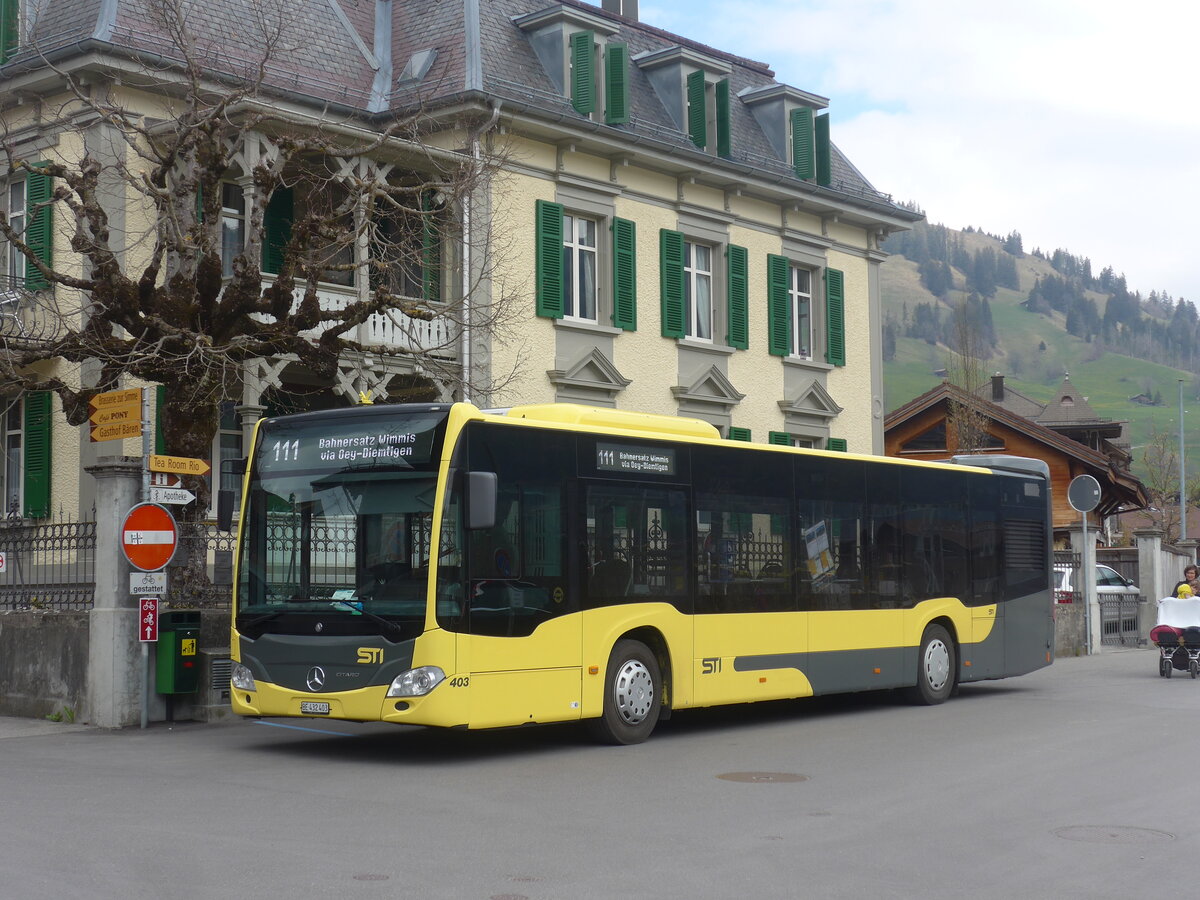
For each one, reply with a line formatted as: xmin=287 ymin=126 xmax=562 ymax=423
xmin=253 ymin=720 xmax=352 ymax=737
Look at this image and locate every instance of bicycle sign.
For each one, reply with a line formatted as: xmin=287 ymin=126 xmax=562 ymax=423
xmin=130 ymin=571 xmax=167 ymax=596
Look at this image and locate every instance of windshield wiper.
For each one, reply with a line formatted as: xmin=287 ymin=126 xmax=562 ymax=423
xmin=332 ymin=602 xmax=405 ymax=640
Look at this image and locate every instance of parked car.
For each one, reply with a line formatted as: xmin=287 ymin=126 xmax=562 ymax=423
xmin=1054 ymin=565 xmax=1139 ymax=604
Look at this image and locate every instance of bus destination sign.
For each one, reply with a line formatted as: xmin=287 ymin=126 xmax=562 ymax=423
xmin=258 ymin=415 xmax=441 ymax=473
xmin=596 ymin=443 xmax=676 ymax=476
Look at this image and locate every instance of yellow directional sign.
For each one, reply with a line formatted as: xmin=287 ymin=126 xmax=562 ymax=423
xmin=90 ymin=421 xmax=144 ymax=443
xmin=149 ymin=454 xmax=210 ymax=476
xmin=89 ymin=388 xmax=142 ymax=410
xmin=89 ymin=405 xmax=141 ymax=426
xmin=87 ymin=388 xmax=145 ymax=442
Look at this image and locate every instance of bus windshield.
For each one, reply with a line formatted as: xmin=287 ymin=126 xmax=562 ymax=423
xmin=235 ymin=408 xmax=448 ymax=640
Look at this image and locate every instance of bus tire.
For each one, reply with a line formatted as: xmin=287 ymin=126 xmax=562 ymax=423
xmin=587 ymin=639 xmax=661 ymax=745
xmin=907 ymin=624 xmax=955 ymax=705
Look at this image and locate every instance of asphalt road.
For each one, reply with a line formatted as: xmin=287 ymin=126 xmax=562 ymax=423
xmin=1 ymin=648 xmax=1196 ymax=900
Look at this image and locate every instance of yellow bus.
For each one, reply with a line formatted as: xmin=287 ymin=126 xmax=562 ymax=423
xmin=227 ymin=402 xmax=1053 ymax=743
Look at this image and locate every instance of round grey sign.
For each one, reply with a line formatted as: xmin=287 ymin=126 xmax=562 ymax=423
xmin=1068 ymin=474 xmax=1102 ymax=513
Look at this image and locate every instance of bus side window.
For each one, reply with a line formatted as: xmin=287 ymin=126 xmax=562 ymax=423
xmin=585 ymin=484 xmax=687 ymax=609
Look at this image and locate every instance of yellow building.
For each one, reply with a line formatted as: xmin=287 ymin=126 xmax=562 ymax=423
xmin=0 ymin=0 xmax=919 ymax=521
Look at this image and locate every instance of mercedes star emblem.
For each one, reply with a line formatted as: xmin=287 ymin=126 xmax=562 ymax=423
xmin=306 ymin=666 xmax=326 ymax=692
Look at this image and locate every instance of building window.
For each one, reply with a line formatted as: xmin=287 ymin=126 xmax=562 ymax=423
xmin=562 ymin=214 xmax=597 ymax=322
xmin=220 ymin=183 xmax=245 ymax=279
xmin=536 ymin=200 xmax=636 ymax=331
xmin=684 ymin=241 xmax=712 ymax=341
xmin=203 ymin=400 xmax=244 ymax=518
xmin=372 ymin=193 xmax=443 ymax=303
xmin=1 ymin=397 xmax=21 ymax=516
xmin=5 ymin=178 xmax=24 ymax=289
xmin=789 ymin=265 xmax=812 ymax=359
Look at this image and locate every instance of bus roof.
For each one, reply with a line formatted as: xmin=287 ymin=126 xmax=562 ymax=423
xmin=499 ymin=403 xmax=721 ymax=441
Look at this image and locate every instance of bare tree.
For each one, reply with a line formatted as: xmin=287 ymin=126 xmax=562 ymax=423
xmin=943 ymin=300 xmax=991 ymax=453
xmin=0 ymin=0 xmax=516 ymax=597
xmin=1139 ymin=425 xmax=1200 ymax=545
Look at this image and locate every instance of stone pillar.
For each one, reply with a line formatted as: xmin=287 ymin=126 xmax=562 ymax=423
xmin=1134 ymin=528 xmax=1167 ymax=644
xmin=1067 ymin=523 xmax=1100 ymax=654
xmin=86 ymin=457 xmax=143 ymax=727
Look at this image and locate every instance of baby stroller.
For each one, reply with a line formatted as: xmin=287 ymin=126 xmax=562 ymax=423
xmin=1152 ymin=586 xmax=1200 ymax=678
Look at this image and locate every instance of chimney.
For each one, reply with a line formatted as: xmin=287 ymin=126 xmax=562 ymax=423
xmin=991 ymin=374 xmax=1004 ymax=402
xmin=602 ymin=0 xmax=638 ymax=20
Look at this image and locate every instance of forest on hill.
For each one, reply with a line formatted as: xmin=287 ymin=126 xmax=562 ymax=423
xmin=877 ymin=209 xmax=1200 ymax=490
xmin=880 ymin=209 xmax=1200 ymax=405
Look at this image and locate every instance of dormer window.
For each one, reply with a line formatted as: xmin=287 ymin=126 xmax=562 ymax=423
xmin=741 ymin=84 xmax=832 ymax=185
xmin=514 ymin=5 xmax=628 ymax=125
xmin=635 ymin=46 xmax=732 ymax=157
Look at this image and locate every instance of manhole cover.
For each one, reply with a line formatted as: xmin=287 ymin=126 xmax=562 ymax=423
xmin=1052 ymin=826 xmax=1174 ymax=844
xmin=716 ymin=772 xmax=808 ymax=783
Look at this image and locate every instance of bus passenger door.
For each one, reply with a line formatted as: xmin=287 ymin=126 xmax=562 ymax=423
xmin=457 ymin=456 xmax=582 ymax=729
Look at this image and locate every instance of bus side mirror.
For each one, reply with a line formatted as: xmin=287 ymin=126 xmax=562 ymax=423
xmin=466 ymin=471 xmax=497 ymax=530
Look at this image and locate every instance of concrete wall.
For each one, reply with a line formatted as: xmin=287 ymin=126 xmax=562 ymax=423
xmin=0 ymin=607 xmax=231 ymax=723
xmin=0 ymin=611 xmax=89 ymax=718
xmin=1054 ymin=601 xmax=1086 ymax=658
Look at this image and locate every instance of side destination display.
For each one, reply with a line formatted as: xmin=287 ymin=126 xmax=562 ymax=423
xmin=596 ymin=443 xmax=676 ymax=476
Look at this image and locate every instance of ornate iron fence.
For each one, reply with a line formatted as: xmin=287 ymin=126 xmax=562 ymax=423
xmin=0 ymin=520 xmax=97 ymax=610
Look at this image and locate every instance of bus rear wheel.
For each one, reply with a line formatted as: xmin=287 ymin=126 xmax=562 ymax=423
xmin=907 ymin=624 xmax=955 ymax=705
xmin=587 ymin=639 xmax=661 ymax=745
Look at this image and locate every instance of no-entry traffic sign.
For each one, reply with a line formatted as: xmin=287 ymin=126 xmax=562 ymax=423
xmin=121 ymin=503 xmax=179 ymax=572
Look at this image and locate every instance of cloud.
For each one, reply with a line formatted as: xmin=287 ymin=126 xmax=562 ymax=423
xmin=639 ymin=0 xmax=1200 ymax=300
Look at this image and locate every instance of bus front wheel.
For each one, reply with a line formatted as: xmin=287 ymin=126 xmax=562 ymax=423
xmin=907 ymin=624 xmax=955 ymax=705
xmin=587 ymin=639 xmax=662 ymax=745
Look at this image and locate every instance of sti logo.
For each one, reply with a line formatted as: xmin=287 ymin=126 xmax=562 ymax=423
xmin=357 ymin=647 xmax=383 ymax=664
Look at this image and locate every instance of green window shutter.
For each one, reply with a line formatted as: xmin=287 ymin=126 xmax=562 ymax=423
xmin=791 ymin=107 xmax=814 ymax=179
xmin=659 ymin=229 xmax=685 ymax=338
xmin=767 ymin=253 xmax=791 ymax=356
xmin=535 ymin=200 xmax=565 ymax=319
xmin=422 ymin=192 xmax=442 ymax=302
xmin=827 ymin=437 xmax=848 ymax=453
xmin=815 ymin=113 xmax=831 ymax=186
xmin=24 ymin=166 xmax=54 ymax=291
xmin=1 ymin=0 xmax=18 ymax=63
xmin=726 ymin=244 xmax=748 ymax=349
xmin=729 ymin=427 xmax=751 ymax=442
xmin=715 ymin=79 xmax=732 ymax=158
xmin=605 ymin=43 xmax=630 ymax=125
xmin=825 ymin=267 xmax=846 ymax=366
xmin=769 ymin=431 xmax=791 ymax=446
xmin=23 ymin=391 xmax=52 ymax=519
xmin=687 ymin=70 xmax=707 ymax=148
xmin=571 ymin=31 xmax=596 ymax=116
xmin=262 ymin=187 xmax=293 ymax=275
xmin=155 ymin=385 xmax=166 ymax=455
xmin=611 ymin=217 xmax=637 ymax=331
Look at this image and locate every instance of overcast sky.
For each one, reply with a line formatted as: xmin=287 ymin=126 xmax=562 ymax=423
xmin=637 ymin=0 xmax=1196 ymax=303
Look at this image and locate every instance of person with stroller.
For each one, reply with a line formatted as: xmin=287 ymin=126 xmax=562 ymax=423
xmin=1173 ymin=564 xmax=1200 ymax=597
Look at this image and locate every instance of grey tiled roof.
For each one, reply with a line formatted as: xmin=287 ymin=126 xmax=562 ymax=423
xmin=9 ymin=0 xmax=906 ymax=215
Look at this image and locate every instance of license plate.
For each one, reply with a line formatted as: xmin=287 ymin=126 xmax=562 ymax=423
xmin=299 ymin=701 xmax=330 ymax=715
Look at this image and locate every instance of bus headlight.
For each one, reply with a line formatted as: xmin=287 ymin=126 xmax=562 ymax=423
xmin=231 ymin=663 xmax=256 ymax=691
xmin=386 ymin=666 xmax=446 ymax=698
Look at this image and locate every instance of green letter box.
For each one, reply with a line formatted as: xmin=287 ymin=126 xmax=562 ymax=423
xmin=156 ymin=611 xmax=202 ymax=694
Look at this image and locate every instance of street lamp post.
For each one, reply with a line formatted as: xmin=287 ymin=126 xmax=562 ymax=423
xmin=1181 ymin=380 xmax=1187 ymax=542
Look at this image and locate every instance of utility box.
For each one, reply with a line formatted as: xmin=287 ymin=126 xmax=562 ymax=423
xmin=156 ymin=611 xmax=202 ymax=694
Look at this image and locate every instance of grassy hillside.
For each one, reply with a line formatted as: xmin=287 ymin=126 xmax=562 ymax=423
xmin=880 ymin=228 xmax=1198 ymax=476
